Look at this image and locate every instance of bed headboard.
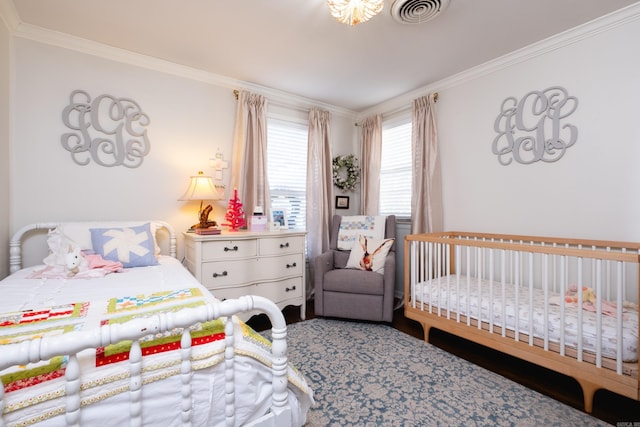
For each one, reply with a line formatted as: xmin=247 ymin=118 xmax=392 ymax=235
xmin=9 ymin=220 xmax=177 ymax=274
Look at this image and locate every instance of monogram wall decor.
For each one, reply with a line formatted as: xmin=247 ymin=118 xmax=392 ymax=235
xmin=61 ymin=90 xmax=151 ymax=168
xmin=492 ymin=86 xmax=578 ymax=165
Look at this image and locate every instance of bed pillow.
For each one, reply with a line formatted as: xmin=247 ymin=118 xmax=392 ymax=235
xmin=345 ymin=234 xmax=394 ymax=274
xmin=60 ymin=221 xmax=162 ymax=256
xmin=90 ymin=223 xmax=158 ymax=268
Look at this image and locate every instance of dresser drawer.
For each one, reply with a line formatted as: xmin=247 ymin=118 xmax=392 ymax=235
xmin=201 ymin=239 xmax=257 ymax=260
xmin=255 ymin=277 xmax=303 ymax=302
xmin=211 ymin=278 xmax=303 ymax=303
xmin=200 ymin=259 xmax=256 ymax=288
xmin=259 ymin=235 xmax=305 ymax=256
xmin=257 ymin=254 xmax=304 ymax=281
xmin=209 ymin=285 xmax=249 ymax=302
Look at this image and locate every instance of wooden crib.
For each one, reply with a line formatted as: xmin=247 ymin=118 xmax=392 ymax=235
xmin=404 ymin=231 xmax=640 ymax=413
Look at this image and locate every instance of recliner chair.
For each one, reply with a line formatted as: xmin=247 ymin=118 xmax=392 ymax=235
xmin=313 ymin=215 xmax=396 ymax=322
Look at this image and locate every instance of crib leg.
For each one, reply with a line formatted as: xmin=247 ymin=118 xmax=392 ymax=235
xmin=420 ymin=323 xmax=431 ymax=342
xmin=578 ymin=379 xmax=598 ymax=413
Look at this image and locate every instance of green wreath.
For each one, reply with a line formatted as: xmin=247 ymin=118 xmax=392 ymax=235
xmin=332 ymin=154 xmax=360 ymax=192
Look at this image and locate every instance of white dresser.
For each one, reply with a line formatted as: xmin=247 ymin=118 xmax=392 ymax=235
xmin=183 ymin=230 xmax=306 ymax=321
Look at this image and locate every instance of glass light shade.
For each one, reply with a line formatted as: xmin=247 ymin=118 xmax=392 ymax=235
xmin=327 ymin=0 xmax=384 ymax=26
xmin=178 ymin=171 xmax=223 ymax=201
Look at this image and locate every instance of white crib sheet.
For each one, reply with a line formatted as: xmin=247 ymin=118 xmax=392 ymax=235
xmin=0 ymin=256 xmax=312 ymax=426
xmin=413 ymin=275 xmax=638 ymax=363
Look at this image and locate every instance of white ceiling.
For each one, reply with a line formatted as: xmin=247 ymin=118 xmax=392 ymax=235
xmin=7 ymin=0 xmax=640 ymax=112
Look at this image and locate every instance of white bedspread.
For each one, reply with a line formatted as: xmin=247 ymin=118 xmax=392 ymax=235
xmin=413 ymin=275 xmax=638 ymax=363
xmin=0 ymin=256 xmax=312 ymax=426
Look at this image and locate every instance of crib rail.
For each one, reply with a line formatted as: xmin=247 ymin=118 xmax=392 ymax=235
xmin=0 ymin=295 xmax=290 ymax=427
xmin=404 ymin=231 xmax=640 ymax=411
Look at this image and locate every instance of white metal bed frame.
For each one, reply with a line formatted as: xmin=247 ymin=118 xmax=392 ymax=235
xmin=1 ymin=221 xmax=296 ymax=427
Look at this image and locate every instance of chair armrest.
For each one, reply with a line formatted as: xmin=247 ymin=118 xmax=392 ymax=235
xmin=314 ymin=250 xmax=335 ymax=293
xmin=313 ymin=250 xmax=335 ymax=316
xmin=382 ymin=253 xmax=396 ymax=322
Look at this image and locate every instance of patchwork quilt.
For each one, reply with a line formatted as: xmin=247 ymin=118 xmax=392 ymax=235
xmin=0 ymin=257 xmax=312 ymax=427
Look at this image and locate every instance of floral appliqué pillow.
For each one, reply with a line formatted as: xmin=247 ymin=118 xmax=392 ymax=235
xmin=90 ymin=223 xmax=158 ymax=268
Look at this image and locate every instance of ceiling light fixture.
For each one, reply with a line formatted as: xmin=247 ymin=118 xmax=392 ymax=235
xmin=327 ymin=0 xmax=384 ymax=26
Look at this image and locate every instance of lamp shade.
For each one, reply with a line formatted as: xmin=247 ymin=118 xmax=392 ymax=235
xmin=178 ymin=171 xmax=223 ymax=201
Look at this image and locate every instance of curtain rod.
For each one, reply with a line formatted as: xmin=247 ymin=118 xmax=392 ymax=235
xmin=354 ymin=92 xmax=439 ymax=126
xmin=233 ymin=89 xmax=311 ymax=115
xmin=237 ymin=90 xmax=439 ymax=103
xmin=234 ymin=89 xmax=437 ymax=119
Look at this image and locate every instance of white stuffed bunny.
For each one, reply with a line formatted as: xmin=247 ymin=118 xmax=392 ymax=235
xmin=65 ymin=245 xmax=82 ymax=277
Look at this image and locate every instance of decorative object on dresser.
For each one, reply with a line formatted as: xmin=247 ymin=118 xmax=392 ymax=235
xmin=183 ymin=230 xmax=307 ymax=321
xmin=272 ymin=210 xmax=287 ymax=230
xmin=222 ymin=188 xmax=247 ymax=231
xmin=179 ymin=171 xmax=224 ymax=230
xmin=250 ymin=205 xmax=268 ymax=231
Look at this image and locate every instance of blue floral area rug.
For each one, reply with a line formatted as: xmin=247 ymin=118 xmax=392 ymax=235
xmin=281 ymin=318 xmax=609 ymax=427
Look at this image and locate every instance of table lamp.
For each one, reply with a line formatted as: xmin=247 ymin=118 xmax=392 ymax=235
xmin=179 ymin=171 xmax=223 ymax=230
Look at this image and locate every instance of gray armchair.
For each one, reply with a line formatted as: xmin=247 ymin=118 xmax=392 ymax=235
xmin=313 ymin=215 xmax=396 ymax=322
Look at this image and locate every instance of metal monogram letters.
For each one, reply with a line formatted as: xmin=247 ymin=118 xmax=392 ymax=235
xmin=492 ymin=86 xmax=578 ymax=165
xmin=61 ymin=90 xmax=151 ymax=168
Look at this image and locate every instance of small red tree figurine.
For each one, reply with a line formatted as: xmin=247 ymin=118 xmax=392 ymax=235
xmin=222 ymin=188 xmax=246 ymax=231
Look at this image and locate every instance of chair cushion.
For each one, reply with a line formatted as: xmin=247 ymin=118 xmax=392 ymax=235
xmin=323 ymin=268 xmax=384 ymax=295
xmin=345 ymin=235 xmax=394 ymax=274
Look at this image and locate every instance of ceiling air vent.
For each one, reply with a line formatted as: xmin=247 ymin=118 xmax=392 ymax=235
xmin=390 ymin=0 xmax=450 ymax=24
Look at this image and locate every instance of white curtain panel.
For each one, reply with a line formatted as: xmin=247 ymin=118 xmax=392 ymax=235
xmin=411 ymin=94 xmax=443 ymax=234
xmin=230 ymin=90 xmax=271 ymax=218
xmin=306 ymin=108 xmax=333 ymax=295
xmin=359 ymin=114 xmax=382 ymax=216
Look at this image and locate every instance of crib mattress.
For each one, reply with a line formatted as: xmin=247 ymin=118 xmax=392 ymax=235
xmin=413 ymin=275 xmax=638 ymax=363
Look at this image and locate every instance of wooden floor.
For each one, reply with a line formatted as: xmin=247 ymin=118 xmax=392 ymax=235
xmin=247 ymin=299 xmax=640 ymax=426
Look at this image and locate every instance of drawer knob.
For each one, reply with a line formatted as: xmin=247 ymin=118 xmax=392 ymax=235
xmin=280 ymin=242 xmax=290 ymax=249
xmin=286 ymin=262 xmax=297 ymax=268
xmin=286 ymin=285 xmax=296 ymax=292
xmin=224 ymin=246 xmax=238 ymax=252
xmin=212 ymin=271 xmax=228 ymax=278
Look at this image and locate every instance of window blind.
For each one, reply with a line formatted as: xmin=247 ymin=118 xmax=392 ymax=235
xmin=267 ymin=118 xmax=308 ymax=231
xmin=380 ymin=120 xmax=412 ymax=218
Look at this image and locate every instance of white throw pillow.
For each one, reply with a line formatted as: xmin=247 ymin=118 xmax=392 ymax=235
xmin=345 ymin=235 xmax=394 ymax=274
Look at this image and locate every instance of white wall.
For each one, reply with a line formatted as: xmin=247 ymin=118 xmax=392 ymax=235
xmin=435 ymin=16 xmax=640 ymax=242
xmin=0 ymin=16 xmax=10 ymax=278
xmin=359 ymin=10 xmax=640 ymax=244
xmin=10 ymin=38 xmax=356 ymax=266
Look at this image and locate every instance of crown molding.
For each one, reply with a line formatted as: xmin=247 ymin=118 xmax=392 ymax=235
xmin=0 ymin=0 xmax=20 ymax=32
xmin=7 ymin=1 xmax=639 ymax=121
xmin=11 ymin=21 xmax=354 ymax=118
xmin=357 ymin=2 xmax=640 ymax=120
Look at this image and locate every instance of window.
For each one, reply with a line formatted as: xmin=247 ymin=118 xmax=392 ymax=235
xmin=267 ymin=118 xmax=308 ymax=231
xmin=379 ymin=116 xmax=412 ymax=218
